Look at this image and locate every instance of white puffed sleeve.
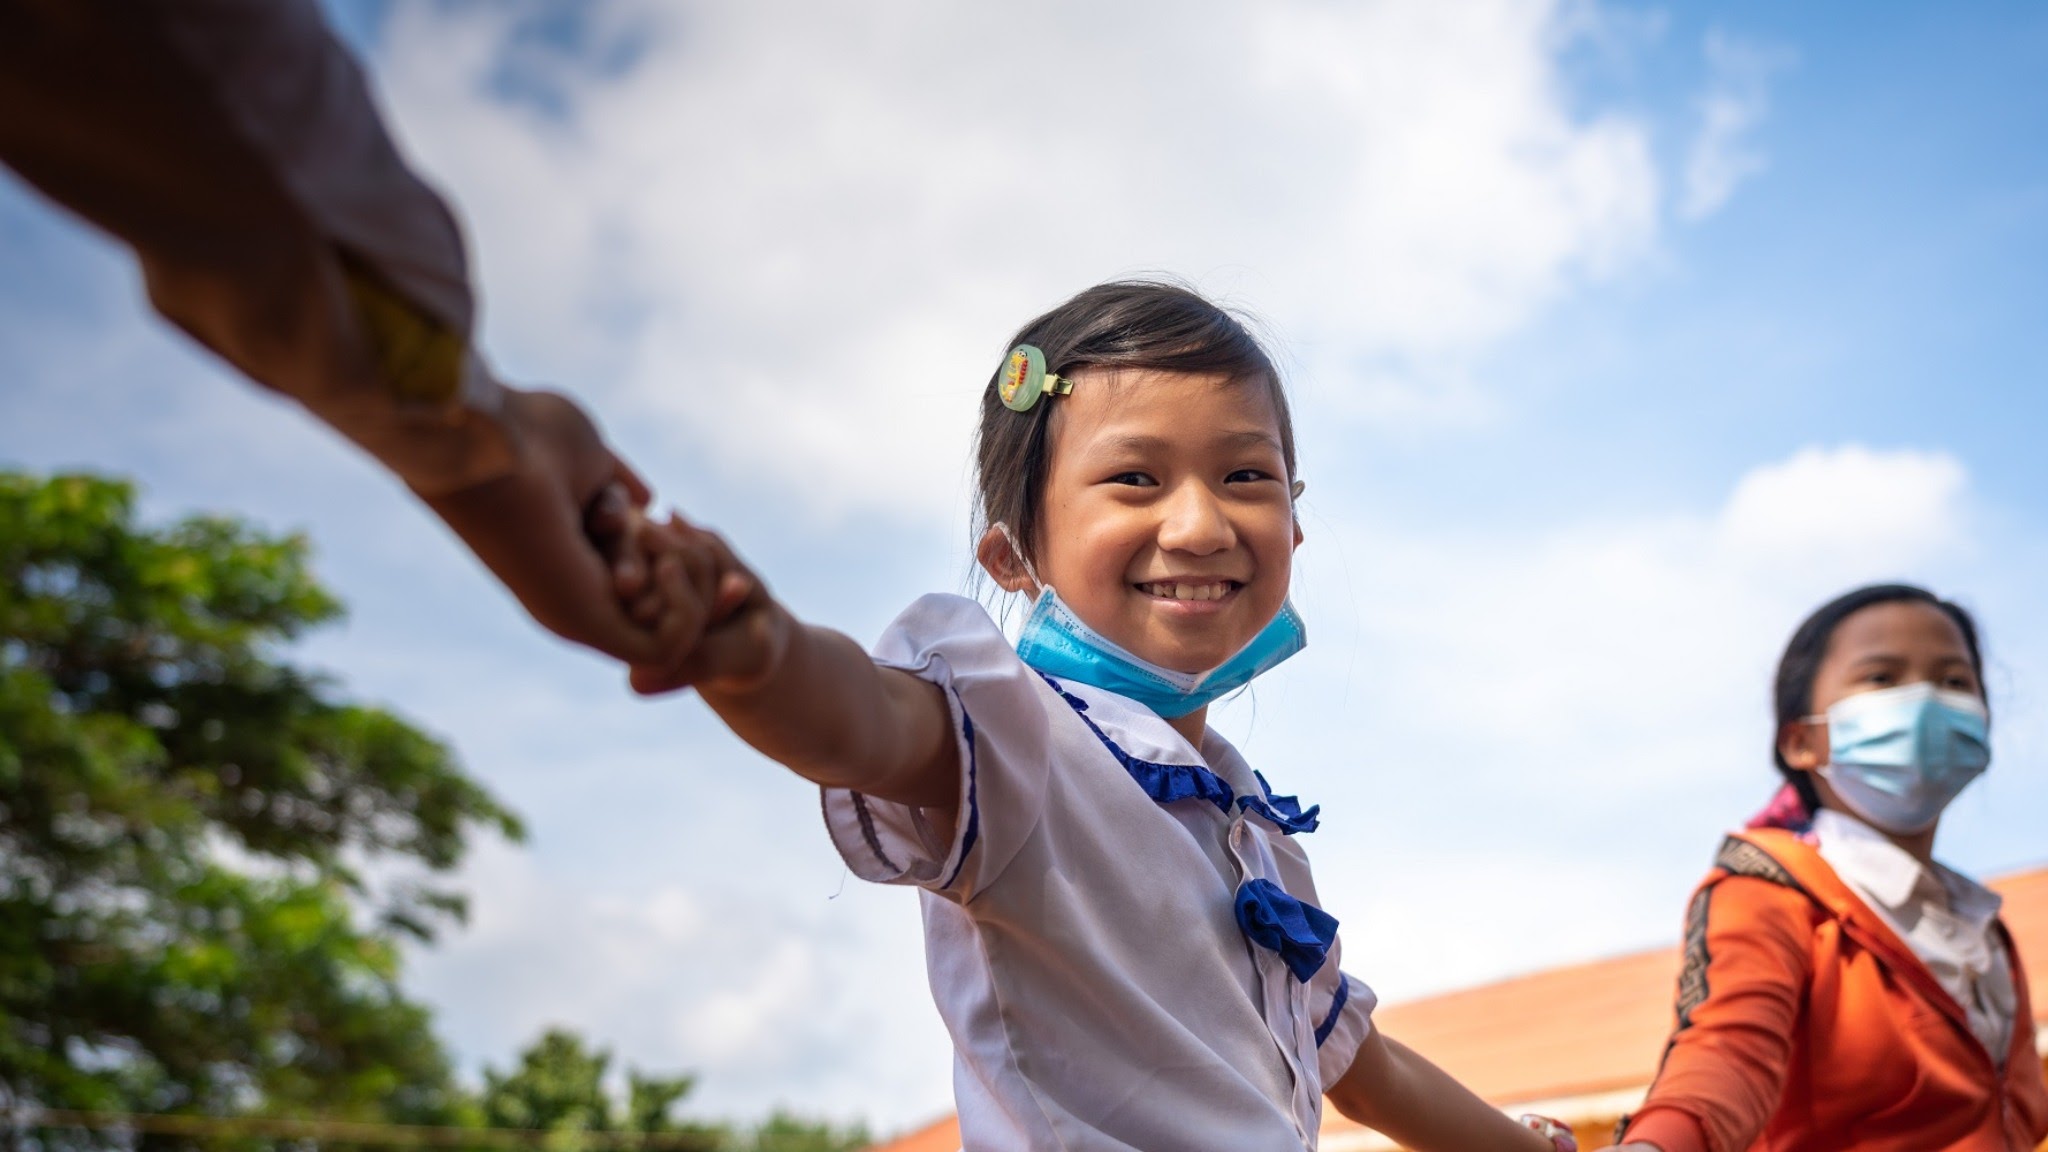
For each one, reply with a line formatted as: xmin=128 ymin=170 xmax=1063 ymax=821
xmin=820 ymin=594 xmax=1053 ymax=902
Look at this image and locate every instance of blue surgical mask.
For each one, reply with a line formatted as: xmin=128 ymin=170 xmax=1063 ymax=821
xmin=1013 ymin=587 xmax=1306 ymax=718
xmin=1816 ymin=681 xmax=1990 ymax=835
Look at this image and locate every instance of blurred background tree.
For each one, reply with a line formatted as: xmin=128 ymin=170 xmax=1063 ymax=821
xmin=0 ymin=470 xmax=511 ymax=1126
xmin=736 ymin=1110 xmax=870 ymax=1152
xmin=478 ymin=1029 xmax=722 ymax=1148
xmin=463 ymin=1028 xmax=865 ymax=1151
xmin=0 ymin=471 xmax=869 ymax=1152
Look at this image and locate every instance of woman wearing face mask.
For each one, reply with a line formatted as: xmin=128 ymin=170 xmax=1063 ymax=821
xmin=1605 ymin=584 xmax=2048 ymax=1152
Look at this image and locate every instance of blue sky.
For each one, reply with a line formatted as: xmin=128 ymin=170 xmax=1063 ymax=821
xmin=5 ymin=0 xmax=2047 ymax=1135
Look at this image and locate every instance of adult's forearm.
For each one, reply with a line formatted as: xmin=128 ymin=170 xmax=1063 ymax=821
xmin=0 ymin=0 xmax=513 ymax=495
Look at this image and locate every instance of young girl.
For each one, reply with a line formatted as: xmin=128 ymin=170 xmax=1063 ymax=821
xmin=1606 ymin=584 xmax=2048 ymax=1152
xmin=628 ymin=281 xmax=1572 ymax=1151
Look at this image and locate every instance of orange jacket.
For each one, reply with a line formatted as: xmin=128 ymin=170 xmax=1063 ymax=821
xmin=1621 ymin=828 xmax=2048 ymax=1152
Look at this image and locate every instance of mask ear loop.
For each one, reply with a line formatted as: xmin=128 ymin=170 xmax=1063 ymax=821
xmin=991 ymin=522 xmax=1044 ymax=596
xmin=1786 ymin=713 xmax=1833 ymax=773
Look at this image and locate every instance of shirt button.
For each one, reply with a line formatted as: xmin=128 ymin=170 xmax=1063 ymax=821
xmin=1229 ymin=823 xmax=1245 ymax=848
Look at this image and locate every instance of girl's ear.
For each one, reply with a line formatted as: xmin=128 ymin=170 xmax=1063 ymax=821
xmin=976 ymin=526 xmax=1038 ymax=595
xmin=1778 ymin=719 xmax=1827 ymax=771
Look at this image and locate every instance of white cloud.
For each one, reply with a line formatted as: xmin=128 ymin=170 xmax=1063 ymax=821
xmin=1344 ymin=443 xmax=1971 ymax=794
xmin=371 ymin=0 xmax=1659 ymax=522
xmin=1716 ymin=443 xmax=1969 ymax=574
xmin=1679 ymin=30 xmax=1792 ymax=220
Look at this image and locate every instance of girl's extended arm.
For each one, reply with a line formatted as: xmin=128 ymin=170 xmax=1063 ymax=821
xmin=703 ymin=605 xmax=959 ymax=809
xmin=633 ymin=528 xmax=961 ymax=813
xmin=1326 ymin=1029 xmax=1555 ymax=1152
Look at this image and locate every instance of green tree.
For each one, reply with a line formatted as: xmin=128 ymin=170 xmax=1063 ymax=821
xmin=0 ymin=471 xmax=520 ymax=1127
xmin=734 ymin=1110 xmax=870 ymax=1152
xmin=479 ymin=1029 xmax=724 ymax=1150
xmin=474 ymin=1028 xmax=870 ymax=1152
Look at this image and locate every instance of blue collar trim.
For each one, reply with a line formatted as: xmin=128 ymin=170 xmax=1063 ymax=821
xmin=1237 ymin=770 xmax=1321 ymax=834
xmin=1037 ymin=673 xmax=1315 ymax=832
xmin=1038 ymin=672 xmax=1232 ymax=812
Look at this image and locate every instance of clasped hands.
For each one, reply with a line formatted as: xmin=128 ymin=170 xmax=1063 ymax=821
xmin=609 ymin=507 xmax=781 ymax=698
xmin=416 ymin=387 xmax=771 ymax=690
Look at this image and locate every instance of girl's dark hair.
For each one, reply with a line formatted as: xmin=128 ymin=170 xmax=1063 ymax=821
xmin=1771 ymin=583 xmax=1984 ymax=810
xmin=972 ymin=279 xmax=1294 ymax=567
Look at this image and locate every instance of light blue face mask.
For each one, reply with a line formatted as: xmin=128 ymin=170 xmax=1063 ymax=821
xmin=1816 ymin=681 xmax=1990 ymax=835
xmin=1013 ymin=587 xmax=1306 ymax=718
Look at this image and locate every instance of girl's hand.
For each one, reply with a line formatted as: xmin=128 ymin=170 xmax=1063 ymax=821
xmin=626 ymin=519 xmax=783 ymax=697
xmin=1517 ymin=1116 xmax=1578 ymax=1152
xmin=615 ymin=518 xmax=957 ymax=808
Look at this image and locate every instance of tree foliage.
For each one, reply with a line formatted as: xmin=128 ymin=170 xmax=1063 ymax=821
xmin=734 ymin=1110 xmax=870 ymax=1152
xmin=0 ymin=472 xmax=871 ymax=1152
xmin=0 ymin=471 xmax=519 ymax=1123
xmin=471 ymin=1030 xmax=869 ymax=1152
xmin=478 ymin=1029 xmax=719 ymax=1149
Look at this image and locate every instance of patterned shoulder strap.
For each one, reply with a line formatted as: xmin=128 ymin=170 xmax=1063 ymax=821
xmin=1672 ymin=836 xmax=1805 ymax=1033
xmin=1713 ymin=834 xmax=1801 ymax=889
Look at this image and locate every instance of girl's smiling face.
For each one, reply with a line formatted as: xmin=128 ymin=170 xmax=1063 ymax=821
xmin=980 ymin=368 xmax=1300 ymax=675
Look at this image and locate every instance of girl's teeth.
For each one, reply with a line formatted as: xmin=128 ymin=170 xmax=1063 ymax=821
xmin=1146 ymin=582 xmax=1228 ymax=600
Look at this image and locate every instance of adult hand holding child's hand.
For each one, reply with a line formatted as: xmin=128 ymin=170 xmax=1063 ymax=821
xmin=419 ymin=389 xmax=678 ymax=665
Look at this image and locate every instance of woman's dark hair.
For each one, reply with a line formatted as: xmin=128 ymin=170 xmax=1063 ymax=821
xmin=972 ymin=278 xmax=1294 ymax=569
xmin=1771 ymin=583 xmax=1985 ymax=811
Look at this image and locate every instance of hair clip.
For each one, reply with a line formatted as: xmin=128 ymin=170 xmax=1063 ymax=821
xmin=998 ymin=344 xmax=1073 ymax=413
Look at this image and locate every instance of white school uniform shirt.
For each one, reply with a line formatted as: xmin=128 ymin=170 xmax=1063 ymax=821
xmin=1812 ymin=807 xmax=2017 ymax=1064
xmin=821 ymin=594 xmax=1375 ymax=1151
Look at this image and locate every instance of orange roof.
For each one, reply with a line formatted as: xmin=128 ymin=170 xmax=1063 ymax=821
xmin=864 ymin=863 xmax=2048 ymax=1152
xmin=1377 ymin=945 xmax=1679 ymax=1104
xmin=864 ymin=1115 xmax=958 ymax=1152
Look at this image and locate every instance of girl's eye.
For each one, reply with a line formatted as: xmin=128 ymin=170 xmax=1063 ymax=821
xmin=1107 ymin=471 xmax=1157 ymax=487
xmin=1226 ymin=468 xmax=1274 ymax=484
xmin=1864 ymin=671 xmax=1896 ymax=686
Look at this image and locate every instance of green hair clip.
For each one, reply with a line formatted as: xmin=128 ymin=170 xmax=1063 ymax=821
xmin=998 ymin=344 xmax=1073 ymax=412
